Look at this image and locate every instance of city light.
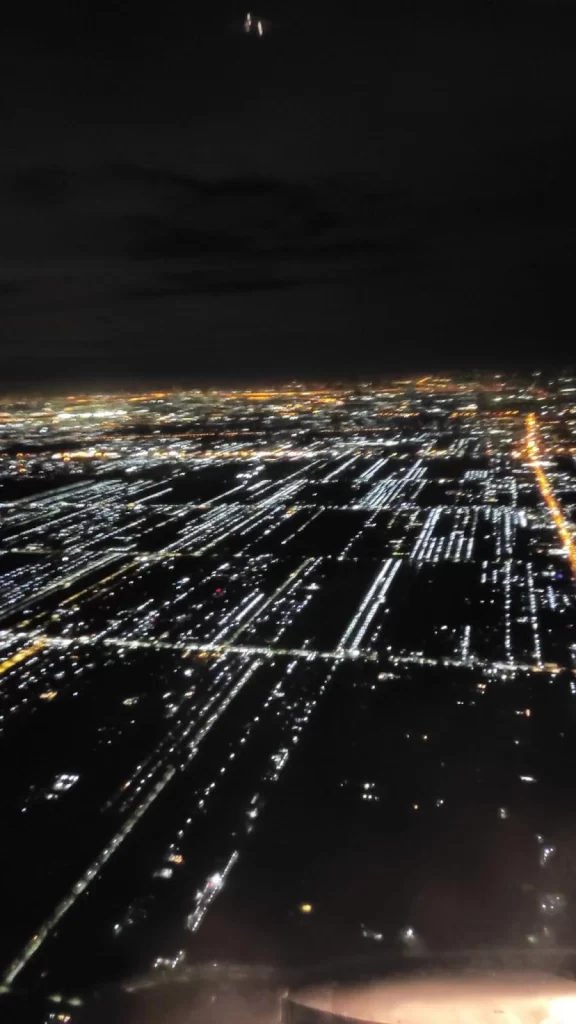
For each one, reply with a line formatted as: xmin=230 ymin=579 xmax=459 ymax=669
xmin=1 ymin=376 xmax=576 ymax=1003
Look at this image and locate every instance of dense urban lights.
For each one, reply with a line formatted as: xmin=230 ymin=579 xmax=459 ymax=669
xmin=0 ymin=375 xmax=576 ymax=1019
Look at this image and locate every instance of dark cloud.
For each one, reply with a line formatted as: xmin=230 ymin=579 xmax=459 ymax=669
xmin=0 ymin=149 xmax=575 ymax=381
xmin=126 ymin=275 xmax=305 ymax=298
xmin=0 ymin=0 xmax=575 ymax=381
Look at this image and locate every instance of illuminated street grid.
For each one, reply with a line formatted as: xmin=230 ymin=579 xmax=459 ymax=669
xmin=1 ymin=376 xmax=576 ymax=1010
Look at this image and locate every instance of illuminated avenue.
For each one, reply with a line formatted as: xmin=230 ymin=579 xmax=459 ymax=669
xmin=2 ymin=375 xmax=576 ymax=1021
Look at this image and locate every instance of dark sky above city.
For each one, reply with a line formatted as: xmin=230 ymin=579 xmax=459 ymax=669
xmin=1 ymin=0 xmax=575 ymax=384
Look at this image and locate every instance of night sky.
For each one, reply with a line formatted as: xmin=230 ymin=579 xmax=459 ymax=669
xmin=1 ymin=0 xmax=575 ymax=383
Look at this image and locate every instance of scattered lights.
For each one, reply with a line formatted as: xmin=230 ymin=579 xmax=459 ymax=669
xmin=540 ymin=844 xmax=556 ymax=868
